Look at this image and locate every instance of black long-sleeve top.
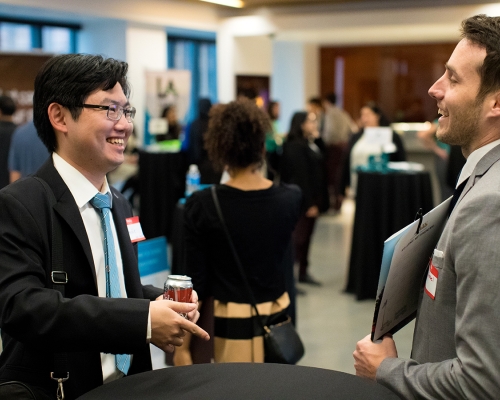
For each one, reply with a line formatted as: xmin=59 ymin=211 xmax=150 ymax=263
xmin=184 ymin=183 xmax=302 ymax=303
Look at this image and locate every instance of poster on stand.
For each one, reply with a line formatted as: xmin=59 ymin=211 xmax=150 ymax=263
xmin=144 ymin=70 xmax=191 ymax=146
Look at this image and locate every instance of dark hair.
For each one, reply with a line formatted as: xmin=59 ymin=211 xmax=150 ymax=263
xmin=33 ymin=54 xmax=130 ymax=152
xmin=362 ymin=102 xmax=390 ymax=127
xmin=325 ymin=93 xmax=337 ymax=104
xmin=308 ymin=97 xmax=322 ymax=107
xmin=198 ymin=98 xmax=212 ymax=119
xmin=162 ymin=105 xmax=177 ymax=119
xmin=205 ymin=99 xmax=270 ymax=171
xmin=288 ymin=111 xmax=308 ymax=141
xmin=461 ymin=15 xmax=500 ymax=102
xmin=0 ymin=95 xmax=16 ymax=116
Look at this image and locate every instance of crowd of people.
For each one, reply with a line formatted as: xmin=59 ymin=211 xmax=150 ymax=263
xmin=1 ymin=13 xmax=500 ymax=400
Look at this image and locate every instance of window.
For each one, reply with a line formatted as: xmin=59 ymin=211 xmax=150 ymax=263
xmin=0 ymin=18 xmax=79 ymax=53
xmin=167 ymin=28 xmax=217 ymax=125
xmin=0 ymin=22 xmax=32 ymax=51
xmin=42 ymin=26 xmax=75 ymax=54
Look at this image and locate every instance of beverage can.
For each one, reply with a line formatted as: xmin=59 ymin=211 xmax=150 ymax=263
xmin=164 ymin=275 xmax=193 ymax=303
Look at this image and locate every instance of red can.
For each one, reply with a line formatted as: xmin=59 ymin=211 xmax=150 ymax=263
xmin=164 ymin=275 xmax=193 ymax=303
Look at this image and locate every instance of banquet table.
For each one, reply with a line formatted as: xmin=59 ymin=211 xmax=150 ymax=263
xmin=77 ymin=363 xmax=399 ymax=400
xmin=345 ymin=170 xmax=434 ymax=300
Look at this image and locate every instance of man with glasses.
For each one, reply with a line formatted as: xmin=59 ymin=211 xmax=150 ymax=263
xmin=0 ymin=54 xmax=209 ymax=399
xmin=354 ymin=15 xmax=500 ymax=399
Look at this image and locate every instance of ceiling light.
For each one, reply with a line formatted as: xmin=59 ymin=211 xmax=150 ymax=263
xmin=201 ymin=0 xmax=244 ymax=8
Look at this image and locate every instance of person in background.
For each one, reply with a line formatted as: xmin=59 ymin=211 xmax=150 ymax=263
xmin=417 ymin=120 xmax=453 ymax=201
xmin=265 ymin=100 xmax=282 ymax=181
xmin=156 ymin=105 xmax=181 ymax=141
xmin=174 ymin=99 xmax=301 ymax=365
xmin=188 ymin=98 xmax=221 ymax=184
xmin=340 ymin=102 xmax=406 ymax=197
xmin=307 ymin=97 xmax=325 ymax=135
xmin=354 ymin=14 xmax=500 ymax=399
xmin=322 ymin=93 xmax=357 ymax=213
xmin=8 ymin=120 xmax=50 ymax=183
xmin=0 ymin=95 xmax=17 ymax=189
xmin=237 ymin=87 xmax=257 ymax=103
xmin=281 ymin=111 xmax=328 ymax=286
xmin=0 ymin=54 xmax=208 ymax=399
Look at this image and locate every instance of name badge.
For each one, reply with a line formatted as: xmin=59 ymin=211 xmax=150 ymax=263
xmin=126 ymin=216 xmax=146 ymax=243
xmin=424 ymin=262 xmax=439 ymax=300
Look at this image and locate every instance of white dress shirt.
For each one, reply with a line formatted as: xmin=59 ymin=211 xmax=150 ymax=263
xmin=53 ymin=152 xmax=128 ymax=383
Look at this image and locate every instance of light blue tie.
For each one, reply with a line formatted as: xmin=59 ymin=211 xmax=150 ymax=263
xmin=90 ymin=192 xmax=131 ymax=375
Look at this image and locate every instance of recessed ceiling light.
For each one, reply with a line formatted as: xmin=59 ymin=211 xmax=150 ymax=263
xmin=200 ymin=0 xmax=244 ymax=8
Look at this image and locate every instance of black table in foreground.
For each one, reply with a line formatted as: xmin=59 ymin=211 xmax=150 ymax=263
xmin=78 ymin=363 xmax=399 ymax=400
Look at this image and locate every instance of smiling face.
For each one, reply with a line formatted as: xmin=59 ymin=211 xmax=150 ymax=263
xmin=428 ymin=39 xmax=486 ymax=153
xmin=57 ymin=82 xmax=132 ymax=187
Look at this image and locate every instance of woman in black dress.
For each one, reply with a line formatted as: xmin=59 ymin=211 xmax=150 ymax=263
xmin=174 ymin=99 xmax=302 ymax=364
xmin=281 ymin=111 xmax=328 ymax=286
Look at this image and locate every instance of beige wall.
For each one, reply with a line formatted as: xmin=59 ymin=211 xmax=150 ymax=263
xmin=234 ymin=35 xmax=272 ymax=75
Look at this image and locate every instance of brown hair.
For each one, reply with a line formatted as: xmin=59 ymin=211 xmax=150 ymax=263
xmin=461 ymin=14 xmax=500 ymax=102
xmin=204 ymin=99 xmax=270 ymax=171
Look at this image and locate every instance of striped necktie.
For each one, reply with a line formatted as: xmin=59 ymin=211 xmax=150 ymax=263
xmin=90 ymin=192 xmax=131 ymax=375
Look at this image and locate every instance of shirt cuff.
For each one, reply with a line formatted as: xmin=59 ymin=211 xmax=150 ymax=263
xmin=147 ymin=308 xmax=152 ymax=343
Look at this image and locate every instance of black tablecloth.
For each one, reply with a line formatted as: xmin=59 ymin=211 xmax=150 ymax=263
xmin=138 ymin=150 xmax=187 ymax=241
xmin=345 ymin=170 xmax=434 ymax=300
xmin=77 ymin=363 xmax=399 ymax=400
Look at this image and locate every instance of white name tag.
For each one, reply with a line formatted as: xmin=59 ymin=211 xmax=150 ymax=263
xmin=126 ymin=216 xmax=146 ymax=243
xmin=424 ymin=262 xmax=439 ymax=300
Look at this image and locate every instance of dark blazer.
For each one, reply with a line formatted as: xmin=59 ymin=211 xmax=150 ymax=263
xmin=281 ymin=137 xmax=329 ymax=213
xmin=0 ymin=159 xmax=162 ymax=399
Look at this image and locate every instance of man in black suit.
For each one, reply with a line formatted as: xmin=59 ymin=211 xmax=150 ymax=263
xmin=0 ymin=54 xmax=209 ymax=399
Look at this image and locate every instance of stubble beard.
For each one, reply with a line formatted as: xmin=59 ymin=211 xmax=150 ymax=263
xmin=436 ymin=99 xmax=481 ymax=149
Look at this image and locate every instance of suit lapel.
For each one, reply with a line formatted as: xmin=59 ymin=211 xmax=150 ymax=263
xmin=456 ymin=143 xmax=500 ymax=208
xmin=35 ymin=159 xmax=98 ymax=289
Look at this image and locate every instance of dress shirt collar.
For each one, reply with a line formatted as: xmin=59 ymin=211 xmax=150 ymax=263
xmin=52 ymin=152 xmax=111 ymax=208
xmin=457 ymin=139 xmax=500 ymax=188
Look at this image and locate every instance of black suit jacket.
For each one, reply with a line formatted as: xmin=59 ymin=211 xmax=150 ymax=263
xmin=281 ymin=137 xmax=329 ymax=213
xmin=0 ymin=159 xmax=162 ymax=399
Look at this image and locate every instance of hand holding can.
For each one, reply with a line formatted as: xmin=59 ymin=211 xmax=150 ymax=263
xmin=164 ymin=275 xmax=193 ymax=318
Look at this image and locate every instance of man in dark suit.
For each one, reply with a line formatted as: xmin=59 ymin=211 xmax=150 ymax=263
xmin=353 ymin=15 xmax=500 ymax=399
xmin=0 ymin=54 xmax=209 ymax=399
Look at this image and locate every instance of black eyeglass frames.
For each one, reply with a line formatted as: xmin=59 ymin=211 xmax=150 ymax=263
xmin=81 ymin=104 xmax=136 ymax=122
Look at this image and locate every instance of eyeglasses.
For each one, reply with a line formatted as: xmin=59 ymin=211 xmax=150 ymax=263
xmin=81 ymin=104 xmax=136 ymax=123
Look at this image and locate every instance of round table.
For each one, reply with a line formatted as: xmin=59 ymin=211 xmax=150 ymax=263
xmin=345 ymin=170 xmax=434 ymax=300
xmin=77 ymin=363 xmax=399 ymax=400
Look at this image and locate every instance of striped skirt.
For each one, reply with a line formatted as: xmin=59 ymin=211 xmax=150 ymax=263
xmin=213 ymin=292 xmax=290 ymax=363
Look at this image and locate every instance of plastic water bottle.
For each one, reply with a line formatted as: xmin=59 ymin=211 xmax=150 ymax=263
xmin=185 ymin=164 xmax=200 ymax=197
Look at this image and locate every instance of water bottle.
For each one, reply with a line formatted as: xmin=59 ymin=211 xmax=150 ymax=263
xmin=185 ymin=164 xmax=200 ymax=197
